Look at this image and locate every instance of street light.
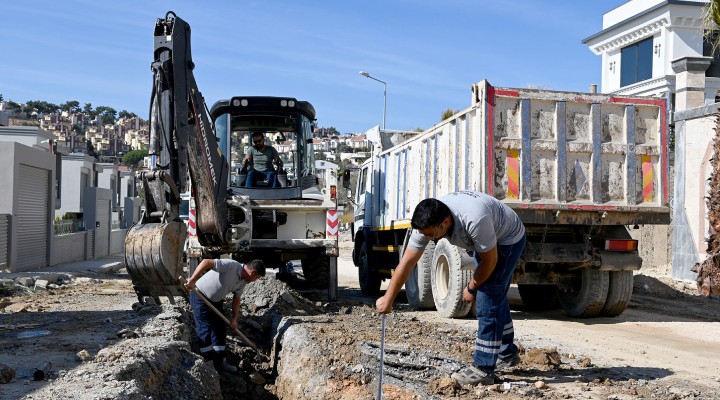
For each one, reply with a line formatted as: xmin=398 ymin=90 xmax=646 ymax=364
xmin=359 ymin=70 xmax=387 ymax=130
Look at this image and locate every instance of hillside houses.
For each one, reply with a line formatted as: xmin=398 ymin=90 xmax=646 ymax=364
xmin=35 ymin=112 xmax=146 ymax=156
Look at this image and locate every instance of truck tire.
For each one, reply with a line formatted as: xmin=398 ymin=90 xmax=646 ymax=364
xmin=301 ymin=255 xmax=329 ymax=289
xmin=405 ymin=240 xmax=436 ymax=310
xmin=358 ymin=244 xmax=381 ymax=296
xmin=517 ymin=284 xmax=560 ymax=310
xmin=601 ymin=270 xmax=633 ymax=317
xmin=558 ymin=268 xmax=609 ymax=318
xmin=430 ymin=239 xmax=473 ymax=318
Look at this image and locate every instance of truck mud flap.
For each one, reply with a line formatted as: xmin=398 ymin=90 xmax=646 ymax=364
xmin=598 ymin=251 xmax=642 ymax=271
xmin=125 ymin=221 xmax=187 ymax=303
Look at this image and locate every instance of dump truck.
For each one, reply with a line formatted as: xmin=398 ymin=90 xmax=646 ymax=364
xmin=124 ymin=12 xmax=339 ymax=304
xmin=352 ymin=80 xmax=670 ymax=318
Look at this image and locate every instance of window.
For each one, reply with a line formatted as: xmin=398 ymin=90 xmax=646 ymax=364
xmin=621 ymin=37 xmax=653 ymax=87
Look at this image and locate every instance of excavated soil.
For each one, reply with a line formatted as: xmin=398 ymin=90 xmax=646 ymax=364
xmin=1 ymin=240 xmax=720 ymax=399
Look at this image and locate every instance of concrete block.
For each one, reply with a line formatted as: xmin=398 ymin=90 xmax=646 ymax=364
xmin=14 ymin=277 xmax=34 ymax=287
xmin=34 ymin=279 xmax=49 ymax=290
xmin=98 ymin=262 xmax=124 ymax=274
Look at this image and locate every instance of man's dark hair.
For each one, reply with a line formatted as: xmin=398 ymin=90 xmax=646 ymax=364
xmin=251 ymin=132 xmax=264 ymax=139
xmin=245 ymin=259 xmax=266 ymax=276
xmin=411 ymin=198 xmax=451 ymax=229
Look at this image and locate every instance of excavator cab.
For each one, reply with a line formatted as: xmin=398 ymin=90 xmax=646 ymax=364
xmin=211 ymin=96 xmax=319 ymax=200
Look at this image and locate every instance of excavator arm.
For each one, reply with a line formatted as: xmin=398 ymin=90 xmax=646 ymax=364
xmin=125 ymin=12 xmax=230 ymax=303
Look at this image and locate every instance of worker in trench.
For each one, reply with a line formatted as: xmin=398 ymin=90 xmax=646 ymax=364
xmin=184 ymin=258 xmax=266 ymax=373
xmin=376 ymin=190 xmax=526 ymax=386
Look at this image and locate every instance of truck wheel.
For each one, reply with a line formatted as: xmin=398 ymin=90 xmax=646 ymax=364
xmin=430 ymin=239 xmax=473 ymax=318
xmin=517 ymin=284 xmax=560 ymax=310
xmin=601 ymin=270 xmax=633 ymax=317
xmin=301 ymin=255 xmax=329 ymax=289
xmin=358 ymin=244 xmax=381 ymax=296
xmin=405 ymin=240 xmax=436 ymax=310
xmin=558 ymin=268 xmax=609 ymax=318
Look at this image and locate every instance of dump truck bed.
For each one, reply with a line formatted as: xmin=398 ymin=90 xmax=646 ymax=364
xmin=374 ymin=80 xmax=670 ymax=226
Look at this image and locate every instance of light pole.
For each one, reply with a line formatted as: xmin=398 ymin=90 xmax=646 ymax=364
xmin=359 ymin=71 xmax=386 ymax=130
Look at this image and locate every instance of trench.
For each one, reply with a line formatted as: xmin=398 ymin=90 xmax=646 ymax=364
xmin=205 ymin=277 xmax=481 ymax=399
xmin=14 ymin=272 xmax=664 ymax=400
xmin=71 ymin=275 xmax=479 ymax=400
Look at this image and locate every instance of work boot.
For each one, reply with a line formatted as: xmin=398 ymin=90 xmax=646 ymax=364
xmin=215 ymin=360 xmax=238 ymax=374
xmin=496 ymin=353 xmax=521 ymax=370
xmin=451 ymin=365 xmax=495 ymax=386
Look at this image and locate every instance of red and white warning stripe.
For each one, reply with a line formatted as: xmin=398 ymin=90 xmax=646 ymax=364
xmin=326 ymin=210 xmax=339 ymax=237
xmin=187 ymin=209 xmax=197 ymax=237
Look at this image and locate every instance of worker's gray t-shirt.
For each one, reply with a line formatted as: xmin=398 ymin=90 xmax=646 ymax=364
xmin=408 ymin=191 xmax=525 ymax=254
xmin=245 ymin=145 xmax=279 ymax=172
xmin=194 ymin=259 xmax=248 ymax=302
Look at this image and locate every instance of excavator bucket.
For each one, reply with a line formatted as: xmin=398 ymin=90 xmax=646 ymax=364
xmin=125 ymin=221 xmax=187 ymax=303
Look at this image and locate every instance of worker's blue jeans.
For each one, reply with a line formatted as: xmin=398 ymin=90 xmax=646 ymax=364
xmin=246 ymin=169 xmax=278 ymax=188
xmin=190 ymin=291 xmax=227 ymax=366
xmin=472 ymin=233 xmax=526 ymax=372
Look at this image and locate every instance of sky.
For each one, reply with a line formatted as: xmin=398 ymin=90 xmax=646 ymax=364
xmin=0 ymin=1 xmax=629 ymax=135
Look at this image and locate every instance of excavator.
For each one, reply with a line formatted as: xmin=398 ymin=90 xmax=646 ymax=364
xmin=124 ymin=12 xmax=339 ymax=304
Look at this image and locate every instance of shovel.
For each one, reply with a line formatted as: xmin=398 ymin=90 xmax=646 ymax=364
xmin=178 ymin=276 xmax=267 ymax=360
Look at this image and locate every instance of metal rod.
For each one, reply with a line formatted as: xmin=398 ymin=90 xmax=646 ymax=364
xmin=378 ymin=313 xmax=386 ymax=400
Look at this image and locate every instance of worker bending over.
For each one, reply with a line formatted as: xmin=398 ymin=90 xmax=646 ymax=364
xmin=376 ymin=190 xmax=526 ymax=386
xmin=185 ymin=258 xmax=265 ymax=373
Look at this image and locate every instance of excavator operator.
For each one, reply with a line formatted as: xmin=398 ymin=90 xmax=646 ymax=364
xmin=242 ymin=131 xmax=283 ymax=188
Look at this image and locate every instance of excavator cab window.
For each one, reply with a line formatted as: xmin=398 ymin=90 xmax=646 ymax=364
xmin=211 ymin=97 xmax=319 ymax=196
xmin=220 ymin=112 xmax=314 ymax=189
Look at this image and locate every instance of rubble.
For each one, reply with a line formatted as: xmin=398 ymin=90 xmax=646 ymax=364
xmin=0 ymin=363 xmax=15 ymax=384
xmin=1 ymin=253 xmax=719 ymax=399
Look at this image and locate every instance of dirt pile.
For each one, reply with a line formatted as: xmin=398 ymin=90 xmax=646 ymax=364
xmin=0 ymin=272 xmax=238 ymax=399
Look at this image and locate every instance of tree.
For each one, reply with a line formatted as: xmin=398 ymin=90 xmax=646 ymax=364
xmin=324 ymin=126 xmax=340 ymax=136
xmin=83 ymin=103 xmax=94 ymax=115
xmin=441 ymin=108 xmax=459 ymax=121
xmin=705 ymin=1 xmax=720 ymax=51
xmin=5 ymin=100 xmax=21 ymax=111
xmin=25 ymin=100 xmax=59 ymax=115
xmin=122 ymin=149 xmax=148 ymax=167
xmin=0 ymin=94 xmax=3 ymax=102
xmin=95 ymin=106 xmax=117 ymax=125
xmin=119 ymin=110 xmax=138 ymax=119
xmin=60 ymin=100 xmax=81 ymax=113
xmin=86 ymin=139 xmax=98 ymax=159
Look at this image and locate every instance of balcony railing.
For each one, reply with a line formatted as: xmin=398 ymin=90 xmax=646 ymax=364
xmin=53 ymin=220 xmax=85 ymax=235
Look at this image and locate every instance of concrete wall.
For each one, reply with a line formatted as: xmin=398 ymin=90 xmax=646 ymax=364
xmin=0 ymin=141 xmax=56 ymax=271
xmin=56 ymin=153 xmax=95 ymax=217
xmin=96 ymin=163 xmax=119 ymax=208
xmin=110 ymin=229 xmax=126 ymax=255
xmin=51 ymin=232 xmax=87 ymax=265
xmin=0 ymin=126 xmax=54 ymax=150
xmin=672 ymin=103 xmax=719 ymax=281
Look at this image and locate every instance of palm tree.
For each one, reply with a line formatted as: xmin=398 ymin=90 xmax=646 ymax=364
xmin=704 ymin=0 xmax=720 ymax=50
